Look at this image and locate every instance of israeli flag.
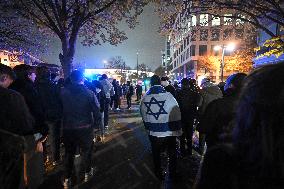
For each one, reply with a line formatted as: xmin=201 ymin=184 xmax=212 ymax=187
xmin=140 ymin=85 xmax=182 ymax=137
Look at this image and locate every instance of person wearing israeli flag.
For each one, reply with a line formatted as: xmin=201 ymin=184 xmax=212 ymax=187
xmin=140 ymin=75 xmax=182 ymax=180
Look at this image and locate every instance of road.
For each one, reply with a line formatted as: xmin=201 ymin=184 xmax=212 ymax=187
xmin=39 ymin=99 xmax=201 ymax=189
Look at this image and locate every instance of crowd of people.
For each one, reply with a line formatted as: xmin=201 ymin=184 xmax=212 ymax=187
xmin=0 ymin=63 xmax=138 ymax=189
xmin=140 ymin=63 xmax=284 ymax=189
xmin=1 ymin=62 xmax=283 ymax=189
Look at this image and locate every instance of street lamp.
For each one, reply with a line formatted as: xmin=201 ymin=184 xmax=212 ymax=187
xmin=103 ymin=60 xmax=107 ymax=68
xmin=136 ymin=51 xmax=139 ymax=76
xmin=214 ymin=43 xmax=235 ymax=82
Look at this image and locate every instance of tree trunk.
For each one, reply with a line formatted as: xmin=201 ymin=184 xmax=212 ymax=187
xmin=59 ymin=53 xmax=73 ymax=78
xmin=59 ymin=37 xmax=76 ymax=78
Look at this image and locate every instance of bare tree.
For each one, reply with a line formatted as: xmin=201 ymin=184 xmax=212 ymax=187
xmin=2 ymin=0 xmax=148 ymax=76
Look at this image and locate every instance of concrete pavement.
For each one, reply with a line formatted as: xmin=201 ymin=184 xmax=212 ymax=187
xmin=39 ymin=99 xmax=201 ymax=189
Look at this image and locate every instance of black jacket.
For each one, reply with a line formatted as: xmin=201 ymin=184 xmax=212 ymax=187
xmin=164 ymin=84 xmax=176 ymax=97
xmin=35 ymin=79 xmax=62 ymax=122
xmin=198 ymin=89 xmax=239 ymax=147
xmin=9 ymin=79 xmax=48 ymax=136
xmin=61 ymin=84 xmax=101 ymax=129
xmin=0 ymin=86 xmax=34 ymax=135
xmin=176 ymin=87 xmax=201 ymax=122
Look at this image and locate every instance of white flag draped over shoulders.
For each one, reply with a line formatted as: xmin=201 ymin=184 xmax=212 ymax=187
xmin=140 ymin=85 xmax=182 ymax=137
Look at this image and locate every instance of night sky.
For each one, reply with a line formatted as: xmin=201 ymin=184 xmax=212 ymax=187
xmin=42 ymin=4 xmax=165 ymax=71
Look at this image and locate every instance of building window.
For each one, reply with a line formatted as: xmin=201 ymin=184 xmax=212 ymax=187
xmin=184 ymin=39 xmax=186 ymax=47
xmin=186 ymin=36 xmax=190 ymax=45
xmin=200 ymin=14 xmax=209 ymax=26
xmin=192 ymin=15 xmax=197 ymax=26
xmin=199 ymin=45 xmax=207 ymax=56
xmin=181 ymin=44 xmax=184 ymax=52
xmin=200 ymin=29 xmax=208 ymax=41
xmin=223 ymin=28 xmax=233 ymax=40
xmin=224 ymin=14 xmax=233 ymax=25
xmin=186 ymin=48 xmax=189 ymax=59
xmin=191 ymin=30 xmax=197 ymax=41
xmin=3 ymin=59 xmax=8 ymax=62
xmin=212 ymin=16 xmax=220 ymax=26
xmin=211 ymin=29 xmax=220 ymax=41
xmin=236 ymin=15 xmax=245 ymax=26
xmin=235 ymin=29 xmax=244 ymax=39
xmin=190 ymin=45 xmax=196 ymax=56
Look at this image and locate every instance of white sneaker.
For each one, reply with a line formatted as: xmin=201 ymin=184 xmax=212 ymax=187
xmin=63 ymin=178 xmax=71 ymax=189
xmin=75 ymin=154 xmax=80 ymax=158
xmin=116 ymin=108 xmax=120 ymax=110
xmin=84 ymin=167 xmax=94 ymax=182
xmin=105 ymin=125 xmax=109 ymax=129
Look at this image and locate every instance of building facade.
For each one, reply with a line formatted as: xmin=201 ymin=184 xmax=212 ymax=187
xmin=168 ymin=3 xmax=255 ymax=83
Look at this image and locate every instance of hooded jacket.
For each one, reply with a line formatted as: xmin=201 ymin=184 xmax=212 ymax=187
xmin=60 ymin=84 xmax=100 ymax=129
xmin=140 ymin=85 xmax=182 ymax=137
xmin=199 ymin=82 xmax=223 ymax=115
xmin=100 ymin=79 xmax=112 ymax=98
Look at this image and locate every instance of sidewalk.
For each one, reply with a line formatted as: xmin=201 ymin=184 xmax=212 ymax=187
xmin=39 ymin=98 xmax=201 ymax=189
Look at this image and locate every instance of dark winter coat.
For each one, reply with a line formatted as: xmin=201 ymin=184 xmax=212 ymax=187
xmin=9 ymin=79 xmax=48 ymax=136
xmin=35 ymin=79 xmax=62 ymax=122
xmin=176 ymin=87 xmax=201 ymax=123
xmin=198 ymin=89 xmax=239 ymax=147
xmin=60 ymin=84 xmax=101 ymax=129
xmin=0 ymin=86 xmax=34 ymax=135
xmin=164 ymin=84 xmax=176 ymax=97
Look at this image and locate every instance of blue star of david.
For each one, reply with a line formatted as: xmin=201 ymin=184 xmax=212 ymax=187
xmin=144 ymin=97 xmax=167 ymax=120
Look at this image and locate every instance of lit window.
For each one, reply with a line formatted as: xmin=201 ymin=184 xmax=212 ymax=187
xmin=212 ymin=16 xmax=220 ymax=26
xmin=224 ymin=14 xmax=233 ymax=25
xmin=236 ymin=15 xmax=245 ymax=25
xmin=192 ymin=15 xmax=197 ymax=26
xmin=200 ymin=14 xmax=208 ymax=26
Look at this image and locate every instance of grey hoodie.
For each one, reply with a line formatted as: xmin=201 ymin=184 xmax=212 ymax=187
xmin=199 ymin=82 xmax=223 ymax=114
xmin=100 ymin=79 xmax=112 ymax=98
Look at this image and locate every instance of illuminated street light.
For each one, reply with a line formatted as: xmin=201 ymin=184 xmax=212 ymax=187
xmin=214 ymin=43 xmax=236 ymax=82
xmin=103 ymin=60 xmax=107 ymax=68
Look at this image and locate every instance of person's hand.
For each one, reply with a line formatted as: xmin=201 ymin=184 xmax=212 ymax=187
xmin=35 ymin=141 xmax=43 ymax=152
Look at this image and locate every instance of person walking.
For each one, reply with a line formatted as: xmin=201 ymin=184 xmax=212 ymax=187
xmin=140 ymin=75 xmax=182 ymax=180
xmin=100 ymin=74 xmax=112 ymax=129
xmin=126 ymin=81 xmax=134 ymax=109
xmin=114 ymin=81 xmax=122 ymax=110
xmin=198 ymin=73 xmax=247 ymax=148
xmin=197 ymin=78 xmax=222 ymax=154
xmin=93 ymin=80 xmax=106 ymax=141
xmin=60 ymin=70 xmax=101 ymax=187
xmin=161 ymin=76 xmax=176 ymax=97
xmin=9 ymin=64 xmax=48 ymax=189
xmin=176 ymin=78 xmax=201 ymax=157
xmin=35 ymin=66 xmax=62 ymax=165
xmin=135 ymin=83 xmax=142 ymax=101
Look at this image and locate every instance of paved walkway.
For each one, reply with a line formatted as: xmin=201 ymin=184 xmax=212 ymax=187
xmin=39 ymin=99 xmax=201 ymax=189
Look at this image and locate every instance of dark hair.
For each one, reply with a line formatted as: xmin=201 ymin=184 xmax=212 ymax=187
xmin=101 ymin=74 xmax=108 ymax=79
xmin=150 ymin=75 xmax=161 ymax=86
xmin=233 ymin=63 xmax=284 ymax=186
xmin=181 ymin=78 xmax=189 ymax=86
xmin=70 ymin=70 xmax=84 ymax=84
xmin=161 ymin=76 xmax=169 ymax=81
xmin=13 ymin=64 xmax=35 ymax=81
xmin=0 ymin=63 xmax=16 ymax=80
xmin=36 ymin=66 xmax=50 ymax=81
